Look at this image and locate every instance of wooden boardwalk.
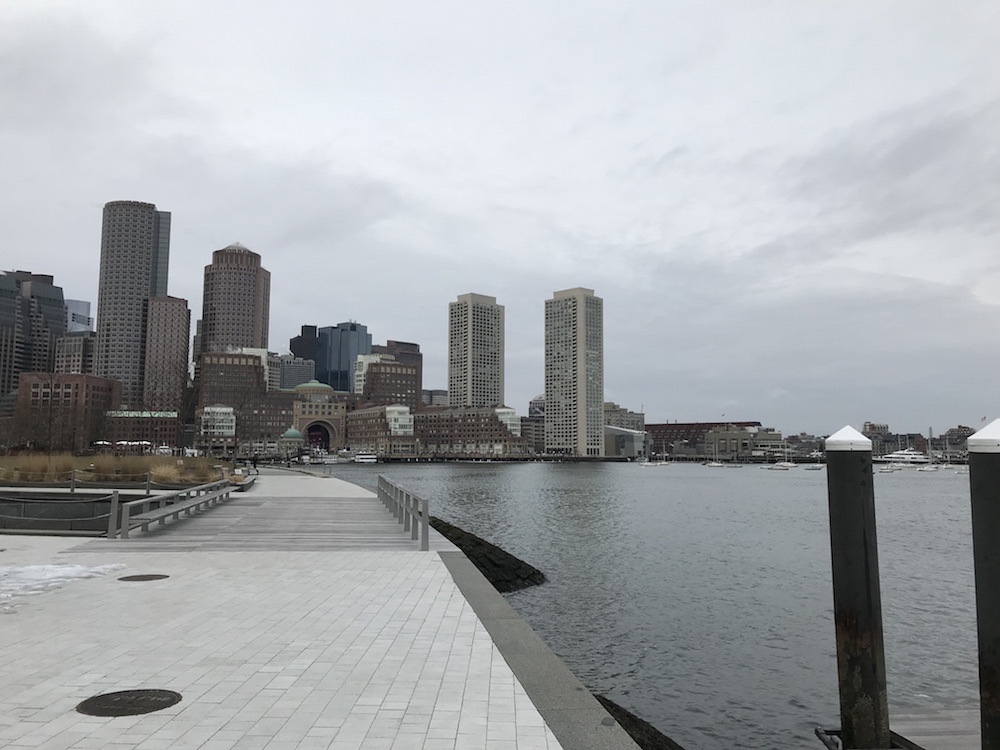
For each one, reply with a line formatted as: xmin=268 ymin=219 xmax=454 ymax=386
xmin=72 ymin=471 xmax=455 ymax=554
xmin=892 ymin=706 xmax=979 ymax=750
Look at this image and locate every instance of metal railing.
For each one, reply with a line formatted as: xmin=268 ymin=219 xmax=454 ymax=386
xmin=110 ymin=480 xmax=231 ymax=539
xmin=376 ymin=475 xmax=429 ymax=551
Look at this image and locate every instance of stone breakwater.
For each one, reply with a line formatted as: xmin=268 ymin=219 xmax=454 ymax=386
xmin=428 ymin=516 xmax=546 ymax=592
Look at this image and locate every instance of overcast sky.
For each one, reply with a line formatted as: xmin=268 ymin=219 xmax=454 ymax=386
xmin=3 ymin=1 xmax=998 ymax=436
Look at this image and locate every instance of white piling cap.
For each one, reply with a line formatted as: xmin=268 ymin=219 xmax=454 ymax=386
xmin=825 ymin=425 xmax=872 ymax=452
xmin=968 ymin=418 xmax=1000 ymax=453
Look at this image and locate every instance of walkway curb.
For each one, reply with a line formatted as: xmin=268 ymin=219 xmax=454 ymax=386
xmin=439 ymin=549 xmax=642 ymax=750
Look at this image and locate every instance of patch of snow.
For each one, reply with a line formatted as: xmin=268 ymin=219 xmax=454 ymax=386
xmin=0 ymin=564 xmax=125 ymax=614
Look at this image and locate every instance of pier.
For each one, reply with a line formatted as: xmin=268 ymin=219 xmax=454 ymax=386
xmin=0 ymin=470 xmax=640 ymax=750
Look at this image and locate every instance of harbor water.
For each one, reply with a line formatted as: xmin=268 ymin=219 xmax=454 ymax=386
xmin=328 ymin=461 xmax=978 ymax=749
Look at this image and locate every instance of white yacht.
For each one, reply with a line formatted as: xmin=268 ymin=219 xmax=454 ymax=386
xmin=873 ymin=447 xmax=930 ymax=466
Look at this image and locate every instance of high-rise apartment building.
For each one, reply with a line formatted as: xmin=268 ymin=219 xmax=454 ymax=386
xmin=143 ymin=296 xmax=190 ymax=410
xmin=544 ymin=287 xmax=604 ymax=456
xmin=196 ymin=243 xmax=270 ymax=357
xmin=448 ymin=293 xmax=504 ymax=407
xmin=95 ymin=200 xmax=171 ymax=406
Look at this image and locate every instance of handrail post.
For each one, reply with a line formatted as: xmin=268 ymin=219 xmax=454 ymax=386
xmin=71 ymin=468 xmax=76 ymax=493
xmin=404 ymin=493 xmax=412 ymax=532
xmin=824 ymin=426 xmax=890 ymax=748
xmin=121 ymin=502 xmax=131 ymax=540
xmin=968 ymin=419 xmax=1000 ymax=750
xmin=420 ymin=497 xmax=428 ymax=551
xmin=107 ymin=491 xmax=119 ymax=538
xmin=146 ymin=471 xmax=151 ymax=494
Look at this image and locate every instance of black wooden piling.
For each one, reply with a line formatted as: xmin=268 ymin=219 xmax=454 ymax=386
xmin=825 ymin=426 xmax=890 ymax=748
xmin=968 ymin=420 xmax=1000 ymax=750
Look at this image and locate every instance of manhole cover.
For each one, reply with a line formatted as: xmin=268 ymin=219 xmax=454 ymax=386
xmin=77 ymin=689 xmax=182 ymax=716
xmin=118 ymin=574 xmax=170 ymax=582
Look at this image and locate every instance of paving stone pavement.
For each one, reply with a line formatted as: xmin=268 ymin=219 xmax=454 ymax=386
xmin=0 ymin=472 xmax=573 ymax=750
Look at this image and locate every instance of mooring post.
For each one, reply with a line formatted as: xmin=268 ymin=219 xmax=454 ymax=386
xmin=968 ymin=418 xmax=1000 ymax=750
xmin=825 ymin=425 xmax=890 ymax=748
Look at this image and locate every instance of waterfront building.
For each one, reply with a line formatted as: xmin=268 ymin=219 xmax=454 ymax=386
xmin=604 ymin=402 xmax=645 ymax=431
xmin=142 ymin=296 xmax=190 ymax=411
xmin=353 ymin=353 xmax=395 ymax=394
xmin=704 ymin=425 xmax=784 ymax=461
xmin=520 ymin=415 xmax=544 ymax=454
xmin=361 ymin=360 xmax=420 ymax=411
xmin=105 ymin=410 xmax=180 ymax=450
xmin=54 ymin=332 xmax=96 ymax=375
xmin=415 ymin=406 xmax=528 ymax=457
xmin=96 ymin=200 xmax=170 ymax=406
xmin=0 ymin=272 xmax=68 ymax=397
xmin=544 ymin=287 xmax=604 ymax=456
xmin=448 ymin=293 xmax=504 ymax=408
xmin=604 ymin=425 xmax=648 ymax=459
xmin=421 ymin=389 xmax=448 ymax=407
xmin=291 ymin=380 xmax=346 ymax=452
xmin=195 ymin=350 xmax=293 ymax=454
xmin=644 ymin=421 xmax=760 ymax=458
xmin=279 ymin=355 xmax=315 ymax=389
xmin=65 ymin=300 xmax=93 ymax=333
xmin=234 ymin=348 xmax=281 ymax=391
xmin=345 ymin=404 xmax=416 ymax=456
xmin=197 ymin=404 xmax=236 ymax=455
xmin=12 ymin=372 xmax=121 ymax=452
xmin=307 ymin=322 xmax=372 ymax=392
xmin=195 ymin=243 xmax=270 ymax=358
xmin=372 ymin=340 xmax=423 ymax=397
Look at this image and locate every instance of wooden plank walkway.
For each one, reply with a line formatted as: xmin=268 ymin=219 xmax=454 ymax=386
xmin=892 ymin=706 xmax=979 ymax=750
xmin=70 ymin=471 xmax=455 ymax=554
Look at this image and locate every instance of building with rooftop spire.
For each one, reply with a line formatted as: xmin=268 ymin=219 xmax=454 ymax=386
xmin=195 ymin=242 xmax=270 ymax=359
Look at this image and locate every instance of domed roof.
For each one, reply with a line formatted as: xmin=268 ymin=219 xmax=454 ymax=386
xmin=295 ymin=379 xmax=335 ymax=393
xmin=280 ymin=427 xmax=304 ymax=441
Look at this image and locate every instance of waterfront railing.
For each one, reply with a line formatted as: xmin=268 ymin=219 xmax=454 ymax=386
xmin=112 ymin=480 xmax=232 ymax=539
xmin=376 ymin=475 xmax=429 ymax=551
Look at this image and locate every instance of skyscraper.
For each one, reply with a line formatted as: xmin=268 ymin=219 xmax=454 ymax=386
xmin=0 ymin=271 xmax=68 ymax=396
xmin=448 ymin=293 xmax=504 ymax=407
xmin=96 ymin=200 xmax=171 ymax=406
xmin=544 ymin=287 xmax=604 ymax=456
xmin=196 ymin=243 xmax=270 ymax=357
xmin=315 ymin=322 xmax=372 ymax=392
xmin=143 ymin=296 xmax=190 ymax=410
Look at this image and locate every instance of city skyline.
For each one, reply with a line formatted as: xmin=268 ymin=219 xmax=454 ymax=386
xmin=4 ymin=3 xmax=999 ymax=435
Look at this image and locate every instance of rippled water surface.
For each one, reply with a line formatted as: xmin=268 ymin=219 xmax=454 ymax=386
xmin=329 ymin=461 xmax=977 ymax=750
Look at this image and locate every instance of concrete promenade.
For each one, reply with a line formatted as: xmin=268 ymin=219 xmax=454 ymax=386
xmin=0 ymin=471 xmax=640 ymax=750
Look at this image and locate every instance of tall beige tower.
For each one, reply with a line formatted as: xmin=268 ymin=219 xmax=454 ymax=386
xmin=143 ymin=296 xmax=190 ymax=410
xmin=448 ymin=293 xmax=504 ymax=407
xmin=96 ymin=200 xmax=171 ymax=406
xmin=196 ymin=243 xmax=270 ymax=358
xmin=544 ymin=287 xmax=604 ymax=456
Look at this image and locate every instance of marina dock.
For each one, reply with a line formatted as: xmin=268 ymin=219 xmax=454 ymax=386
xmin=0 ymin=470 xmax=640 ymax=750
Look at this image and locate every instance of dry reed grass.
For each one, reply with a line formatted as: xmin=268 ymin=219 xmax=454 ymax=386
xmin=0 ymin=453 xmax=232 ymax=485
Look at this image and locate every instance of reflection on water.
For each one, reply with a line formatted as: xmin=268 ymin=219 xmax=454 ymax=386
xmin=329 ymin=461 xmax=977 ymax=750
